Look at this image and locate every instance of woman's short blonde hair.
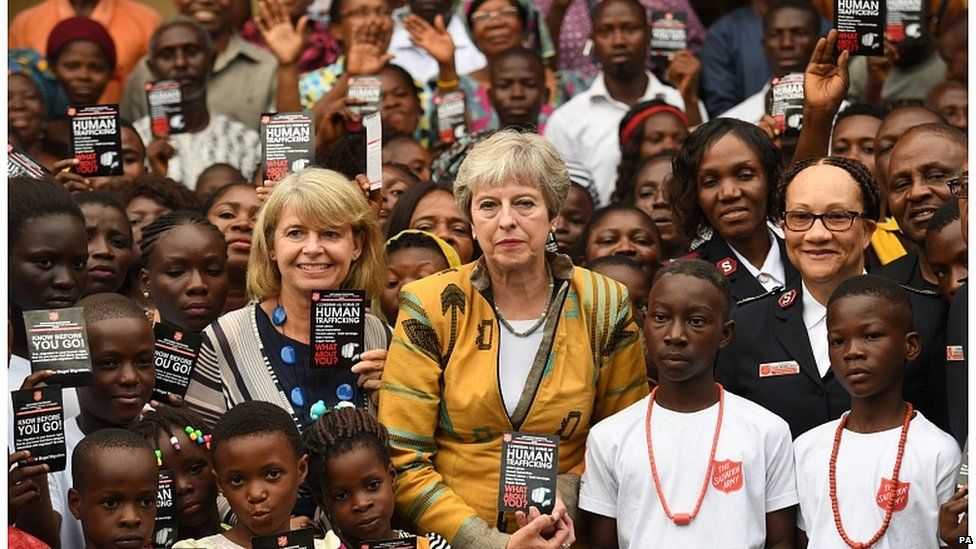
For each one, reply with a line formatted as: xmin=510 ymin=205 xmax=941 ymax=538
xmin=453 ymin=130 xmax=570 ymax=221
xmin=247 ymin=168 xmax=386 ymax=301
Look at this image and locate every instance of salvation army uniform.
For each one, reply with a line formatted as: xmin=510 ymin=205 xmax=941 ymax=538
xmin=872 ymin=250 xmax=951 ymax=431
xmin=715 ymin=283 xmax=849 ymax=438
xmin=685 ymin=230 xmax=799 ymax=301
xmin=579 ymin=389 xmax=797 ymax=549
xmin=794 ymin=410 xmax=960 ymax=548
xmin=945 ymin=282 xmax=967 ymax=447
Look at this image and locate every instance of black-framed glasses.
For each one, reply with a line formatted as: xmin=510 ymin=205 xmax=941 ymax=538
xmin=782 ymin=210 xmax=865 ymax=232
xmin=947 ymin=170 xmax=968 ymax=199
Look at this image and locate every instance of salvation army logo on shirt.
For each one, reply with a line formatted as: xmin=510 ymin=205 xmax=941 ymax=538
xmin=876 ymin=478 xmax=910 ymax=512
xmin=716 ymin=257 xmax=737 ymax=276
xmin=711 ymin=459 xmax=743 ymax=494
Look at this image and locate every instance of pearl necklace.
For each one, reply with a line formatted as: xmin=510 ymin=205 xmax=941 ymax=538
xmin=829 ymin=403 xmax=913 ymax=549
xmin=494 ymin=270 xmax=554 ymax=338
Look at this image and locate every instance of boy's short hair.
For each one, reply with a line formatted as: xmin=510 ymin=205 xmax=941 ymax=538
xmin=835 ymin=101 xmax=888 ymax=124
xmin=77 ymin=293 xmax=148 ymax=326
xmin=490 ymin=46 xmax=545 ymax=78
xmin=927 ymin=198 xmax=961 ymax=234
xmin=763 ymin=0 xmax=820 ymax=33
xmin=72 ymin=428 xmax=154 ymax=490
xmin=211 ymin=401 xmax=303 ymax=467
xmin=827 ymin=274 xmax=914 ymax=331
xmin=587 ymin=254 xmax=646 ymax=273
xmin=651 ymin=259 xmax=733 ymax=321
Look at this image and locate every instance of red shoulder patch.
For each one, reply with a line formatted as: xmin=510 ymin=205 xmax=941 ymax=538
xmin=778 ymin=289 xmax=797 ymax=309
xmin=716 ymin=257 xmax=738 ymax=276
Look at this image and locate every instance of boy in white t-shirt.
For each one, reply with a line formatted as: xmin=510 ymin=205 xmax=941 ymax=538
xmin=795 ymin=274 xmax=962 ymax=548
xmin=580 ymin=259 xmax=798 ymax=549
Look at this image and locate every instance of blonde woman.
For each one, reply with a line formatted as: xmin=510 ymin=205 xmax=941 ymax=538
xmin=185 ymin=168 xmax=389 ymax=430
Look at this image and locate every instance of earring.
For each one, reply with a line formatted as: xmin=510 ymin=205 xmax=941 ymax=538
xmin=143 ymin=291 xmax=150 ymax=299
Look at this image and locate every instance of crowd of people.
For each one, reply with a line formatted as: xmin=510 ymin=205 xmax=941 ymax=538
xmin=6 ymin=0 xmax=971 ymax=546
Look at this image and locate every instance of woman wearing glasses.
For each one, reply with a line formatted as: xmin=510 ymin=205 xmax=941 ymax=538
xmin=670 ymin=118 xmax=800 ymax=301
xmin=715 ymin=155 xmax=883 ymax=438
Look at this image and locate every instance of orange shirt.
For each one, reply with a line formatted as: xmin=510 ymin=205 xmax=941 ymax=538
xmin=9 ymin=0 xmax=162 ymax=105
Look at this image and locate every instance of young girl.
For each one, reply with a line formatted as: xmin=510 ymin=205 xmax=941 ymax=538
xmin=304 ymin=407 xmax=451 ymax=548
xmin=130 ymin=407 xmax=223 ymax=542
xmin=669 ymin=118 xmax=798 ymax=301
xmin=552 ymin=182 xmax=595 ymax=254
xmin=73 ymin=192 xmax=138 ymax=297
xmin=378 ymin=163 xmax=422 ymax=233
xmin=622 ymin=151 xmax=689 ymax=260
xmin=580 ymin=205 xmax=662 ymax=278
xmin=202 ymin=183 xmax=260 ymax=314
xmin=379 ymin=230 xmax=461 ymax=327
xmin=614 ymin=100 xmax=689 ymax=200
xmin=139 ymin=211 xmax=230 ymax=332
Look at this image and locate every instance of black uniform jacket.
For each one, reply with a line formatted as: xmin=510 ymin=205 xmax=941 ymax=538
xmin=686 ymin=232 xmax=800 ymax=301
xmin=715 ymin=283 xmax=849 ymax=438
xmin=870 ymin=249 xmax=950 ymax=431
xmin=945 ymin=282 xmax=968 ymax=447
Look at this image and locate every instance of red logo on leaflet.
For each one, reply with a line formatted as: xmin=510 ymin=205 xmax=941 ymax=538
xmin=48 ymin=311 xmax=59 ymax=321
xmin=174 ymin=331 xmax=183 ymax=342
xmin=716 ymin=258 xmax=737 ymax=276
xmin=33 ymin=391 xmax=42 ymax=402
xmin=876 ymin=478 xmax=910 ymax=512
xmin=277 ymin=536 xmax=288 ymax=547
xmin=312 ymin=292 xmax=320 ymax=301
xmin=711 ymin=459 xmax=743 ymax=493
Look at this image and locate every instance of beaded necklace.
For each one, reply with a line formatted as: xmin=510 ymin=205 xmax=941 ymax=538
xmin=644 ymin=383 xmax=725 ymax=526
xmin=829 ymin=403 xmax=913 ymax=549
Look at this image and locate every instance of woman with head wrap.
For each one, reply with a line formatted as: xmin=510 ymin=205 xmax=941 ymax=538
xmin=8 ymin=48 xmax=69 ymax=170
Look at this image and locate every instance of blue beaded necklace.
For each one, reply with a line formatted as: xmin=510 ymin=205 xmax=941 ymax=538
xmin=271 ymin=303 xmax=305 ymax=408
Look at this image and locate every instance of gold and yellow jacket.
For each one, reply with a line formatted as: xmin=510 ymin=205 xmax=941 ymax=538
xmin=378 ymin=253 xmax=649 ymax=547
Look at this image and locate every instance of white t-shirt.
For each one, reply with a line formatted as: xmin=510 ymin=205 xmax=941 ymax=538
xmin=498 ymin=320 xmax=544 ymax=416
xmin=47 ymin=416 xmax=86 ymax=549
xmin=795 ymin=411 xmax=961 ymax=548
xmin=580 ymin=392 xmax=798 ymax=549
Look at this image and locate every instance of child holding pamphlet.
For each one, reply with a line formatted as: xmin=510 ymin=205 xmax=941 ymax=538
xmin=580 ymin=259 xmax=797 ymax=548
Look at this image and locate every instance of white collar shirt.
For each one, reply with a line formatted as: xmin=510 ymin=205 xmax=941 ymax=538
xmin=729 ymin=229 xmax=786 ymax=292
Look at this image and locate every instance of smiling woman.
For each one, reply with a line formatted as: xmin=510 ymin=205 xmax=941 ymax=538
xmin=183 ymin=168 xmax=390 ymax=433
xmin=378 ymin=130 xmax=648 ymax=548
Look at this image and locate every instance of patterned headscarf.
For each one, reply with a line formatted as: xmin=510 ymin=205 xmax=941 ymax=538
xmin=456 ymin=0 xmax=555 ymax=61
xmin=8 ymin=48 xmax=70 ymax=120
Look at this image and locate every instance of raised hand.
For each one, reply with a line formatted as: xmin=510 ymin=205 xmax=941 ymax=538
xmin=51 ymin=158 xmax=91 ymax=193
xmin=804 ymin=29 xmax=850 ymax=113
xmin=939 ymin=485 xmax=969 ymax=548
xmin=254 ymin=0 xmax=309 ymax=66
xmin=404 ymin=14 xmax=455 ymax=65
xmin=346 ymin=20 xmax=395 ymax=76
xmin=665 ymin=50 xmax=702 ymax=100
xmin=146 ymin=136 xmax=175 ymax=177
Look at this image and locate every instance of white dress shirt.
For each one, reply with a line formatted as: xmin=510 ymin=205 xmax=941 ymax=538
xmin=720 ymin=81 xmax=770 ymax=126
xmin=388 ymin=9 xmax=487 ymax=83
xmin=729 ymin=229 xmax=786 ymax=292
xmin=544 ymin=71 xmax=708 ymax=206
xmin=801 ymin=282 xmax=830 ymax=378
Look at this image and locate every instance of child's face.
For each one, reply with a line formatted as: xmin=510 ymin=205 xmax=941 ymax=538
xmin=196 ymin=166 xmax=246 ymax=199
xmin=638 ymin=114 xmax=687 ymax=160
xmin=383 ymin=139 xmax=431 ymax=182
xmin=379 ymin=247 xmax=449 ymax=324
xmin=323 ymin=445 xmax=396 ymax=543
xmin=120 ymin=127 xmax=146 ymax=181
xmin=379 ymin=166 xmax=415 ymax=227
xmin=584 ymin=210 xmax=661 ymax=276
xmin=826 ymin=294 xmax=921 ymax=399
xmin=68 ymin=447 xmax=158 ymax=549
xmin=489 ymin=55 xmax=547 ymax=129
xmin=9 ymin=214 xmax=88 ymax=312
xmin=126 ymin=197 xmax=172 ymax=245
xmin=644 ymin=274 xmax=732 ymax=384
xmin=156 ymin=429 xmax=218 ymax=528
xmin=634 ymin=158 xmax=686 ymax=255
xmin=213 ymin=432 xmax=308 ymax=538
xmin=552 ymin=186 xmax=593 ymax=252
xmin=205 ymin=185 xmax=260 ymax=274
xmin=831 ymin=115 xmax=881 ymax=176
xmin=78 ymin=317 xmax=155 ymax=426
xmin=925 ymin=220 xmax=968 ymax=302
xmin=142 ymin=224 xmax=230 ymax=332
xmin=590 ymin=263 xmax=650 ymax=325
xmin=81 ymin=203 xmax=137 ymax=296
